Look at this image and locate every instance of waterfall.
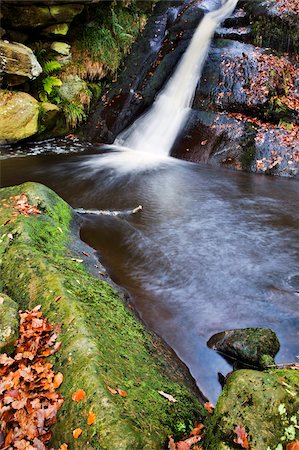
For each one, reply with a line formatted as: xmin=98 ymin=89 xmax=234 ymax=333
xmin=115 ymin=0 xmax=238 ymax=156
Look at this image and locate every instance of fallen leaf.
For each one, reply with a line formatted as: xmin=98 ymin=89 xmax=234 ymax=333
xmin=287 ymin=442 xmax=299 ymax=450
xmin=87 ymin=411 xmax=96 ymax=425
xmin=73 ymin=428 xmax=82 ymax=439
xmin=107 ymin=386 xmax=128 ymax=397
xmin=54 ymin=372 xmax=63 ymax=389
xmin=72 ymin=389 xmax=86 ymax=402
xmin=2 ymin=219 xmax=11 ymax=225
xmin=58 ymin=444 xmax=68 ymax=450
xmin=234 ymin=425 xmax=249 ymax=449
xmin=201 ymin=140 xmax=208 ymax=145
xmin=54 ymin=296 xmax=62 ymax=303
xmin=176 ymin=441 xmax=190 ymax=450
xmin=168 ymin=436 xmax=176 ymax=450
xmin=159 ymin=391 xmax=177 ymax=402
xmin=204 ymin=402 xmax=214 ymax=413
xmin=190 ymin=423 xmax=204 ymax=436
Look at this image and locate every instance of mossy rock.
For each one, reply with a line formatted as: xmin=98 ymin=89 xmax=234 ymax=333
xmin=0 ymin=90 xmax=39 ymax=143
xmin=0 ymin=182 xmax=204 ymax=449
xmin=204 ymin=369 xmax=299 ymax=449
xmin=0 ymin=292 xmax=19 ymax=354
xmin=0 ymin=40 xmax=42 ymax=81
xmin=42 ymin=23 xmax=69 ymax=36
xmin=2 ymin=4 xmax=84 ymax=30
xmin=207 ymin=328 xmax=280 ymax=368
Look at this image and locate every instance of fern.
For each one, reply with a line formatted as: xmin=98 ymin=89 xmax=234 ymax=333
xmin=62 ymin=101 xmax=87 ymax=129
xmin=43 ymin=60 xmax=62 ymax=75
xmin=42 ymin=76 xmax=62 ymax=96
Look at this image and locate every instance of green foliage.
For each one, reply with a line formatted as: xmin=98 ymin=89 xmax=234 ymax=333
xmin=61 ymin=101 xmax=87 ymax=129
xmin=42 ymin=76 xmax=62 ymax=96
xmin=43 ymin=60 xmax=62 ymax=75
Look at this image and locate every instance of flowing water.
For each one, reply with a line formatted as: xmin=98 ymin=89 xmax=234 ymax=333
xmin=1 ymin=0 xmax=299 ymax=403
xmin=116 ymin=0 xmax=239 ymax=155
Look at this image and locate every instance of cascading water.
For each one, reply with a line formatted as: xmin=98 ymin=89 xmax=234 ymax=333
xmin=115 ymin=0 xmax=239 ymax=156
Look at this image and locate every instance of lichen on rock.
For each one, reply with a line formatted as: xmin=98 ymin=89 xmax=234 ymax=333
xmin=0 ymin=292 xmax=19 ymax=354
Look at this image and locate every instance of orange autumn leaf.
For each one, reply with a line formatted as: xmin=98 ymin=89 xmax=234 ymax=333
xmin=72 ymin=389 xmax=86 ymax=402
xmin=107 ymin=386 xmax=128 ymax=397
xmin=287 ymin=442 xmax=299 ymax=450
xmin=73 ymin=428 xmax=82 ymax=439
xmin=58 ymin=444 xmax=68 ymax=450
xmin=54 ymin=372 xmax=64 ymax=389
xmin=4 ymin=429 xmax=13 ymax=446
xmin=204 ymin=402 xmax=214 ymax=413
xmin=234 ymin=425 xmax=249 ymax=449
xmin=87 ymin=411 xmax=96 ymax=425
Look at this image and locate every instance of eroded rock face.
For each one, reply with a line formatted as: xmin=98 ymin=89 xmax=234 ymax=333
xmin=0 ymin=90 xmax=40 ymax=143
xmin=207 ymin=327 xmax=280 ymax=367
xmin=204 ymin=368 xmax=299 ymax=449
xmin=0 ymin=293 xmax=19 ymax=354
xmin=0 ymin=40 xmax=42 ymax=83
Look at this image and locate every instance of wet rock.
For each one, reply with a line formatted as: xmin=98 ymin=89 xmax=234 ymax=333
xmin=215 ymin=26 xmax=252 ymax=43
xmin=58 ymin=74 xmax=89 ymax=102
xmin=42 ymin=23 xmax=69 ymax=36
xmin=205 ymin=368 xmax=299 ymax=449
xmin=0 ymin=90 xmax=39 ymax=143
xmin=1 ymin=4 xmax=84 ymax=30
xmin=0 ymin=293 xmax=19 ymax=354
xmin=0 ymin=40 xmax=42 ymax=83
xmin=207 ymin=327 xmax=280 ymax=367
xmin=171 ymin=109 xmax=256 ymax=171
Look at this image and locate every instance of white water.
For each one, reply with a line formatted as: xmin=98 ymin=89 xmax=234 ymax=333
xmin=116 ymin=0 xmax=239 ymax=156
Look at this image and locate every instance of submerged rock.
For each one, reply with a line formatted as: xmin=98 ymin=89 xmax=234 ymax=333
xmin=207 ymin=327 xmax=280 ymax=367
xmin=0 ymin=293 xmax=19 ymax=354
xmin=204 ymin=368 xmax=299 ymax=449
xmin=0 ymin=40 xmax=42 ymax=83
xmin=0 ymin=90 xmax=39 ymax=143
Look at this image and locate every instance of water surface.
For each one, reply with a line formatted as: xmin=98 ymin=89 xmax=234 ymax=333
xmin=1 ymin=144 xmax=299 ymax=402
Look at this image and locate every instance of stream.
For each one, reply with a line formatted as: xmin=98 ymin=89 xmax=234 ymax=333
xmin=1 ymin=143 xmax=299 ymax=403
xmin=0 ymin=0 xmax=299 ymax=404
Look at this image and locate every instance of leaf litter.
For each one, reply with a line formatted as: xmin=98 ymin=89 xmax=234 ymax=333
xmin=0 ymin=306 xmax=64 ymax=450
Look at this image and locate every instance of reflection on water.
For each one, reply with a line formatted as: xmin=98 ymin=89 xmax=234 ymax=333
xmin=1 ymin=146 xmax=299 ymax=402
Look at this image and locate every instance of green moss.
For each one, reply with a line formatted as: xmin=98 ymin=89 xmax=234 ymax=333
xmin=204 ymin=369 xmax=299 ymax=450
xmin=0 ymin=292 xmax=19 ymax=354
xmin=0 ymin=182 xmax=204 ymax=449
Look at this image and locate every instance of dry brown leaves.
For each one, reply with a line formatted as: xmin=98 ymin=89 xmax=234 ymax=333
xmin=168 ymin=421 xmax=204 ymax=450
xmin=234 ymin=425 xmax=249 ymax=449
xmin=1 ymin=194 xmax=40 ymax=223
xmin=275 ymin=0 xmax=299 ymax=16
xmin=0 ymin=306 xmax=63 ymax=450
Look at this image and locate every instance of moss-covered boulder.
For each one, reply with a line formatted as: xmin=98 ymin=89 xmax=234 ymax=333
xmin=0 ymin=293 xmax=19 ymax=354
xmin=0 ymin=40 xmax=42 ymax=83
xmin=0 ymin=90 xmax=40 ymax=143
xmin=1 ymin=4 xmax=84 ymax=30
xmin=0 ymin=182 xmax=204 ymax=449
xmin=204 ymin=369 xmax=299 ymax=449
xmin=207 ymin=328 xmax=280 ymax=368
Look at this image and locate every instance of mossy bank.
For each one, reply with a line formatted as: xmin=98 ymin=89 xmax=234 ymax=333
xmin=0 ymin=182 xmax=205 ymax=449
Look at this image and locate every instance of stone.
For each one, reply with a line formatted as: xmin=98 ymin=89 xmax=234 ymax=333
xmin=0 ymin=90 xmax=39 ymax=143
xmin=0 ymin=293 xmax=19 ymax=354
xmin=1 ymin=4 xmax=84 ymax=30
xmin=40 ymin=102 xmax=62 ymax=129
xmin=50 ymin=41 xmax=71 ymax=56
xmin=58 ymin=74 xmax=88 ymax=102
xmin=207 ymin=327 xmax=280 ymax=367
xmin=42 ymin=23 xmax=69 ymax=36
xmin=204 ymin=369 xmax=299 ymax=449
xmin=0 ymin=40 xmax=42 ymax=81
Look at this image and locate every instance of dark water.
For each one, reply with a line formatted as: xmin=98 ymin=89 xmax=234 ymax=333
xmin=1 ymin=142 xmax=299 ymax=402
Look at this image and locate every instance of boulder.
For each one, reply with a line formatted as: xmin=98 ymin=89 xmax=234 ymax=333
xmin=42 ymin=23 xmax=69 ymax=36
xmin=0 ymin=293 xmax=19 ymax=354
xmin=50 ymin=41 xmax=71 ymax=56
xmin=207 ymin=327 xmax=280 ymax=367
xmin=0 ymin=40 xmax=42 ymax=82
xmin=1 ymin=4 xmax=84 ymax=30
xmin=0 ymin=90 xmax=40 ymax=143
xmin=204 ymin=368 xmax=299 ymax=449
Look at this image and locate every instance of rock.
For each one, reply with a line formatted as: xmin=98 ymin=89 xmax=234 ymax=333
xmin=42 ymin=23 xmax=69 ymax=36
xmin=50 ymin=41 xmax=71 ymax=56
xmin=204 ymin=369 xmax=299 ymax=449
xmin=40 ymin=101 xmax=62 ymax=129
xmin=58 ymin=74 xmax=89 ymax=102
xmin=1 ymin=4 xmax=84 ymax=30
xmin=0 ymin=90 xmax=39 ymax=143
xmin=0 ymin=40 xmax=42 ymax=82
xmin=207 ymin=327 xmax=280 ymax=367
xmin=0 ymin=293 xmax=19 ymax=354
